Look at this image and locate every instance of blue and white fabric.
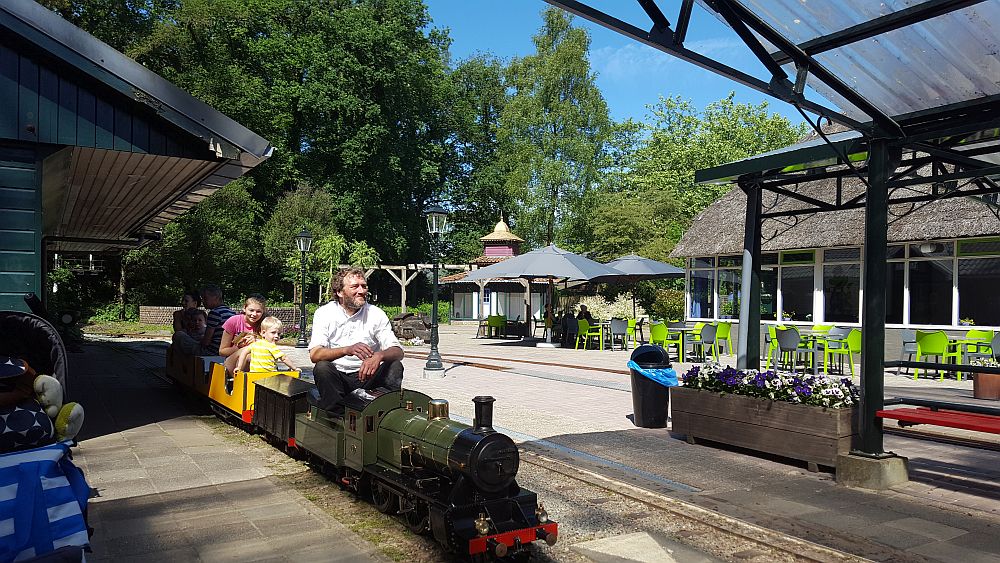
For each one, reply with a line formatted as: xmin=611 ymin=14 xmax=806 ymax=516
xmin=0 ymin=441 xmax=90 ymax=561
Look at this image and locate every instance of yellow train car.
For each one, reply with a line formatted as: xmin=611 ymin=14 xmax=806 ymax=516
xmin=206 ymin=361 xmax=300 ymax=423
xmin=165 ymin=344 xmax=300 ymax=423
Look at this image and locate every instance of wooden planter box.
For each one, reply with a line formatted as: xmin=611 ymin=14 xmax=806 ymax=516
xmin=670 ymin=386 xmax=859 ymax=471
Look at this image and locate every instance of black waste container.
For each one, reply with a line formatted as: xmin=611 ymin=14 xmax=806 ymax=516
xmin=629 ymin=345 xmax=672 ymax=428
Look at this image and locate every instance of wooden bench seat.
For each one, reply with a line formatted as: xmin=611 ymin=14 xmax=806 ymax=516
xmin=877 ymin=407 xmax=1000 ymax=434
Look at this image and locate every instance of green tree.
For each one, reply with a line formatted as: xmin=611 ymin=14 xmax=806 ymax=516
xmin=37 ymin=0 xmax=168 ymax=53
xmin=499 ymin=7 xmax=613 ymax=250
xmin=444 ymin=54 xmax=514 ymax=262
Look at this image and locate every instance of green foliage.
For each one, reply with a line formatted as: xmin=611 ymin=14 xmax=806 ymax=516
xmin=651 ymin=289 xmax=685 ymax=322
xmin=499 ymin=8 xmax=613 ymax=249
xmin=89 ymin=302 xmax=139 ymax=323
xmin=587 ymin=94 xmax=806 ymax=262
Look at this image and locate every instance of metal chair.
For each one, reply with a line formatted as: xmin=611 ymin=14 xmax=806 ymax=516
xmin=897 ymin=329 xmax=917 ymax=375
xmin=691 ymin=323 xmax=719 ymax=362
xmin=773 ymin=326 xmax=811 ymax=373
xmin=609 ymin=318 xmax=629 ymax=350
xmin=822 ymin=327 xmax=855 ymax=376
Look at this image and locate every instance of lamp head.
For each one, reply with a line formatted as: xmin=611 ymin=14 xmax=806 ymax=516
xmin=295 ymin=228 xmax=313 ymax=253
xmin=424 ymin=203 xmax=450 ymax=235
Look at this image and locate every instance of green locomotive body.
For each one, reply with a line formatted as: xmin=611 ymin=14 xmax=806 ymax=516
xmin=293 ymin=388 xmax=557 ymax=559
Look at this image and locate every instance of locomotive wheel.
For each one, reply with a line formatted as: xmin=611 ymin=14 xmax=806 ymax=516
xmin=371 ymin=482 xmax=398 ymax=514
xmin=403 ymin=502 xmax=428 ymax=534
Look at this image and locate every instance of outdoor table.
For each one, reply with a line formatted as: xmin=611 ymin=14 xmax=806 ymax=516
xmin=948 ymin=336 xmax=990 ymax=372
xmin=669 ymin=327 xmax=697 ymax=363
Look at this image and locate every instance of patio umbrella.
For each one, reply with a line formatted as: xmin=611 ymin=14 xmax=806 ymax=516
xmin=604 ymin=254 xmax=685 ymax=317
xmin=464 ymin=245 xmax=623 ymax=341
xmin=464 ymin=244 xmax=623 ymax=283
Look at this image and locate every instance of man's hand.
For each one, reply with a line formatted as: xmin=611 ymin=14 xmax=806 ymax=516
xmin=344 ymin=342 xmax=374 ymax=360
xmin=358 ymin=352 xmax=383 ymax=381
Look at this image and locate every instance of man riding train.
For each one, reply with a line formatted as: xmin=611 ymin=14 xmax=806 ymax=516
xmin=308 ymin=267 xmax=404 ymax=415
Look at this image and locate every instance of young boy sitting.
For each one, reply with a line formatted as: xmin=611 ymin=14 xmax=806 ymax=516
xmin=245 ymin=316 xmax=299 ymax=372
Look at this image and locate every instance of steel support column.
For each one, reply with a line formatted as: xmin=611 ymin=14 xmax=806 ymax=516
xmin=858 ymin=137 xmax=891 ymax=456
xmin=737 ymin=183 xmax=762 ymax=370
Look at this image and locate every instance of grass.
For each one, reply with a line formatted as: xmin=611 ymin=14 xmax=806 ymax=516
xmin=82 ymin=320 xmax=172 ymax=336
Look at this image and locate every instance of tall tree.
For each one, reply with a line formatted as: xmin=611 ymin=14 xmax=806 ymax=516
xmin=587 ymin=93 xmax=807 ymax=263
xmin=37 ymin=0 xmax=169 ymax=53
xmin=499 ymin=7 xmax=613 ymax=250
xmin=444 ymin=54 xmax=513 ymax=262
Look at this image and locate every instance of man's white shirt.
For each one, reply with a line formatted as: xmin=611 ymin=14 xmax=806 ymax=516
xmin=308 ymin=301 xmax=401 ymax=373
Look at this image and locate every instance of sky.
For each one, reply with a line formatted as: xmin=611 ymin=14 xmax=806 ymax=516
xmin=424 ymin=0 xmax=807 ymax=126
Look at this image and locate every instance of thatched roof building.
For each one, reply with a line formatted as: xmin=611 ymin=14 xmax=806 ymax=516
xmin=672 ymin=169 xmax=1000 ymax=258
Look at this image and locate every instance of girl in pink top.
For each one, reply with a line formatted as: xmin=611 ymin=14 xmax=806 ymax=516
xmin=220 ymin=294 xmax=265 ymax=376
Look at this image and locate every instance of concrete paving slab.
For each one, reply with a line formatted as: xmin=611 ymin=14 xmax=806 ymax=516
xmin=885 ymin=516 xmax=969 ymax=542
xmin=571 ymin=531 xmax=726 ymax=562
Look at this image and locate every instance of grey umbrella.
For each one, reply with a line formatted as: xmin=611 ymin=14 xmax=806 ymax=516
xmin=463 ymin=245 xmax=623 ymax=337
xmin=464 ymin=244 xmax=623 ymax=282
xmin=605 ymin=254 xmax=685 ymax=318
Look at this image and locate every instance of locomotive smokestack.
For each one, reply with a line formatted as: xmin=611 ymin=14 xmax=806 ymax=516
xmin=472 ymin=396 xmax=495 ymax=433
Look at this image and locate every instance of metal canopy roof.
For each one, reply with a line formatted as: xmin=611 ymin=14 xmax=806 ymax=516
xmin=1 ymin=0 xmax=273 ymax=251
xmin=547 ymin=0 xmax=1000 ymax=216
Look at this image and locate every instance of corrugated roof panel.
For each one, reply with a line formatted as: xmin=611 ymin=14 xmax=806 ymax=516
xmin=724 ymin=0 xmax=1000 ymax=120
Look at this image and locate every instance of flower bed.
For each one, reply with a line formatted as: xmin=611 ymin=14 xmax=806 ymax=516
xmin=671 ymin=364 xmax=859 ymax=470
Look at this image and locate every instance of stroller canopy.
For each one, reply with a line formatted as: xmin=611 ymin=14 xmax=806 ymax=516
xmin=0 ymin=311 xmax=68 ymax=392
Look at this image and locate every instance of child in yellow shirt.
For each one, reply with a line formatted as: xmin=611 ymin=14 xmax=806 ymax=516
xmin=247 ymin=317 xmax=299 ymax=372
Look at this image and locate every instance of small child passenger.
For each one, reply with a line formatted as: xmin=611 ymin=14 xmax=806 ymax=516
xmin=246 ymin=317 xmax=298 ymax=372
xmin=172 ymin=308 xmax=209 ymax=356
xmin=220 ymin=294 xmax=266 ymax=376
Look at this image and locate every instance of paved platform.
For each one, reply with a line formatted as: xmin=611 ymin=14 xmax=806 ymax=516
xmin=296 ymin=325 xmax=997 ymax=563
xmin=73 ymin=326 xmax=999 ymax=562
xmin=70 ymin=340 xmax=382 ymax=562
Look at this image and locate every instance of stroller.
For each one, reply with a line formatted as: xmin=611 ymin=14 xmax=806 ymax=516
xmin=0 ymin=310 xmax=90 ymax=562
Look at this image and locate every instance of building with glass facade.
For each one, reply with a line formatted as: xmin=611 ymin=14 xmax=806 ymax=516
xmin=672 ymin=183 xmax=1000 ymax=330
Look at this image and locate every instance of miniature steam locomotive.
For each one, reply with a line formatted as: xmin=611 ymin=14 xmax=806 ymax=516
xmin=165 ymin=349 xmax=557 ymax=560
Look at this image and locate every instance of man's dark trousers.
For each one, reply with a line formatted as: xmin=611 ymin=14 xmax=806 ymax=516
xmin=313 ymin=359 xmax=404 ymax=412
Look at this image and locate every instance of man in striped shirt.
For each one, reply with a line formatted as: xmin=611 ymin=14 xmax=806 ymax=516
xmin=201 ymin=285 xmax=236 ymax=355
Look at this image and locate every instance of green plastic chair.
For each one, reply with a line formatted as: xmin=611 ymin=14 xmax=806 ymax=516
xmin=649 ymin=322 xmax=667 ymax=346
xmin=957 ymin=329 xmax=994 ymax=361
xmin=716 ymin=322 xmax=732 ymax=355
xmin=626 ymin=319 xmax=638 ymax=348
xmin=486 ymin=315 xmax=506 ymax=338
xmin=764 ymin=324 xmax=782 ymax=370
xmin=914 ymin=330 xmax=961 ymax=380
xmin=575 ymin=319 xmax=603 ymax=350
xmin=812 ymin=324 xmax=834 ymax=333
xmin=823 ymin=328 xmax=860 ymax=376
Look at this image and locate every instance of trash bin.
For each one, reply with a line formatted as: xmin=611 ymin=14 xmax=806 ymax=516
xmin=628 ymin=345 xmax=673 ymax=428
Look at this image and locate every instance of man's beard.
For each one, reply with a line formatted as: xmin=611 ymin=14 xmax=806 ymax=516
xmin=343 ymin=294 xmax=366 ymax=311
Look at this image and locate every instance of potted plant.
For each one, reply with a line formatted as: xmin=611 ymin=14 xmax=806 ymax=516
xmin=970 ymin=357 xmax=1000 ymax=400
xmin=781 ymin=310 xmax=795 ymax=321
xmin=671 ymin=363 xmax=860 ymax=471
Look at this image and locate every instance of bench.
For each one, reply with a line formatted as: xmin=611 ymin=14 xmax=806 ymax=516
xmin=877 ymin=407 xmax=1000 ymax=434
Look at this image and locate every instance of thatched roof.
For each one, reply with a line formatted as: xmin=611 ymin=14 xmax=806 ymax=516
xmin=671 ymin=178 xmax=1000 ymax=257
xmin=480 ymin=219 xmax=524 ymax=242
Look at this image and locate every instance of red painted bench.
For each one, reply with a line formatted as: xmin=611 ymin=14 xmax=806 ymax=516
xmin=877 ymin=407 xmax=1000 ymax=434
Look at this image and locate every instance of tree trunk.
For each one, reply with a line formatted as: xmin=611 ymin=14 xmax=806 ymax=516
xmin=118 ymin=256 xmax=126 ymax=321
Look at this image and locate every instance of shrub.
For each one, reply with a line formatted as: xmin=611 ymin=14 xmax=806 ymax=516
xmin=88 ymin=302 xmax=138 ymax=323
xmin=651 ymin=289 xmax=684 ymax=321
xmin=381 ymin=302 xmax=450 ymax=323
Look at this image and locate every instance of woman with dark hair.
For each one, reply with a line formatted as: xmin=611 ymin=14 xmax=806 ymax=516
xmin=172 ymin=291 xmax=202 ymax=333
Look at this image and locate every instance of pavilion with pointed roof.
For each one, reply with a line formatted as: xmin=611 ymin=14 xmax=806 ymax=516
xmin=442 ymin=218 xmax=547 ymax=323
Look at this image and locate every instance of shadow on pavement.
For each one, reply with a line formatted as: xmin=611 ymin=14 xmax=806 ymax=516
xmin=71 ymin=339 xmax=211 ymax=441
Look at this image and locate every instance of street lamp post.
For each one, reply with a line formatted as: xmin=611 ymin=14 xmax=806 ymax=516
xmin=295 ymin=228 xmax=313 ymax=348
xmin=423 ymin=204 xmax=449 ymax=378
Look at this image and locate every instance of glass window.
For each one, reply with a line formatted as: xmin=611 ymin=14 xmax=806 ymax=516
xmin=886 ymin=244 xmax=905 ymax=259
xmin=689 ymin=270 xmax=714 ymax=318
xmin=689 ymin=257 xmax=715 ymax=268
xmin=761 ymin=253 xmax=779 ymax=265
xmin=718 ymin=255 xmax=742 ymax=267
xmin=823 ymin=264 xmax=860 ymax=322
xmin=909 ymin=241 xmax=953 ymax=258
xmin=780 ymin=266 xmax=814 ymax=321
xmin=781 ymin=250 xmax=815 ymax=264
xmin=908 ymin=260 xmax=953 ymax=325
xmin=824 ymin=248 xmax=861 ymax=262
xmin=718 ymin=269 xmax=741 ymax=319
xmin=885 ymin=262 xmax=904 ymax=323
xmin=958 ymin=238 xmax=1000 ymax=257
xmin=958 ymin=258 xmax=1000 ymax=326
xmin=760 ymin=268 xmax=777 ymax=321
